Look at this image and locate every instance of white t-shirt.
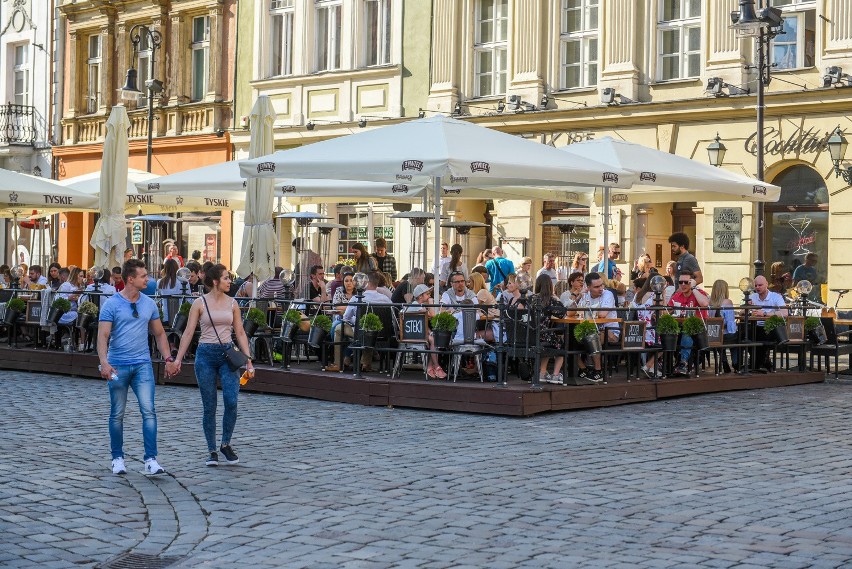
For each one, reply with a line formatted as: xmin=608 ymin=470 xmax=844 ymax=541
xmin=536 ymin=267 xmax=558 ymax=286
xmin=576 ymin=289 xmax=617 ymax=329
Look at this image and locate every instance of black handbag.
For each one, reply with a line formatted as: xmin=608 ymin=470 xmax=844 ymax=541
xmin=202 ymin=296 xmax=250 ymax=371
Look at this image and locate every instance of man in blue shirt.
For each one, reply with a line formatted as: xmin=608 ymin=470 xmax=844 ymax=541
xmin=597 ymin=242 xmax=621 ymax=279
xmin=485 ymin=246 xmax=515 ymax=293
xmin=98 ymin=259 xmax=175 ymax=477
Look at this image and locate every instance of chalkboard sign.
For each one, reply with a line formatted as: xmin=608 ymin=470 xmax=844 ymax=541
xmin=400 ymin=311 xmax=428 ymax=343
xmin=704 ymin=318 xmax=724 ymax=347
xmin=26 ymin=300 xmax=42 ymax=324
xmin=621 ymin=321 xmax=646 ymax=350
xmin=786 ymin=316 xmax=805 ymax=343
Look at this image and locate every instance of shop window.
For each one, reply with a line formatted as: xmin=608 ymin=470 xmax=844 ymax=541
xmin=316 ymin=0 xmax=342 ymax=72
xmin=473 ymin=0 xmax=508 ymax=97
xmin=657 ymin=0 xmax=701 ymax=81
xmin=364 ymin=0 xmax=391 ymax=67
xmin=269 ymin=0 xmax=295 ymax=77
xmin=768 ymin=0 xmax=815 ymax=70
xmin=191 ymin=16 xmax=210 ymax=101
xmin=337 ymin=209 xmax=395 ymax=263
xmin=559 ymin=0 xmax=598 ymax=90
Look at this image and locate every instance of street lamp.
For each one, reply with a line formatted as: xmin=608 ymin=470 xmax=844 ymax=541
xmin=730 ymin=0 xmax=784 ymax=278
xmin=120 ymin=25 xmax=163 ymax=174
xmin=706 ymin=134 xmax=727 ymax=168
xmin=826 ymin=126 xmax=852 ymax=185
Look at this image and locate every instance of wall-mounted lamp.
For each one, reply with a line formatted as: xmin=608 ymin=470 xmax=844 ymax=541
xmin=539 ymin=94 xmax=549 ymax=110
xmin=306 ymin=121 xmax=315 ymax=131
xmin=358 ymin=118 xmax=367 ymax=128
xmin=600 ymin=88 xmax=636 ymax=105
xmin=706 ymin=133 xmax=727 ymax=167
xmin=826 ymin=126 xmax=852 ymax=184
xmin=496 ymin=100 xmax=505 ymax=113
xmin=706 ymin=77 xmax=750 ymax=97
xmin=453 ymin=102 xmax=464 ymax=116
xmin=32 ymin=165 xmax=42 ymax=177
xmin=418 ymin=108 xmax=426 ymax=118
xmin=823 ymin=66 xmax=852 ymax=88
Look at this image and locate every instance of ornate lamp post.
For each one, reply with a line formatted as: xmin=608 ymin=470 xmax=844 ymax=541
xmin=120 ymin=25 xmax=163 ymax=174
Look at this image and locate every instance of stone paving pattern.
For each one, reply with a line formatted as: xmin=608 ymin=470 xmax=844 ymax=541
xmin=2 ymin=370 xmax=852 ymax=568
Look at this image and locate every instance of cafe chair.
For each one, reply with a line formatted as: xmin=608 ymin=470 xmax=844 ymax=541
xmin=449 ymin=307 xmax=491 ymax=382
xmin=809 ymin=317 xmax=852 ymax=379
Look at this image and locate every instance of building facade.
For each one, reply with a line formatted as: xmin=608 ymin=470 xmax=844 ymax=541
xmin=53 ymin=0 xmax=237 ymax=269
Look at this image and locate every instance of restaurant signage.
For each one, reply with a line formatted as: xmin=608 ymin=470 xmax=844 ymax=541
xmin=744 ymin=126 xmax=828 ymax=157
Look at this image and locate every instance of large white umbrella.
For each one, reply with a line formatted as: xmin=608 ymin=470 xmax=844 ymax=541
xmin=239 ymin=115 xmax=634 ymax=299
xmin=0 ymin=168 xmax=99 ymax=212
xmin=62 ymin=168 xmax=243 ymax=213
xmin=90 ymin=105 xmax=130 ymax=270
xmin=235 ymin=96 xmax=277 ymax=282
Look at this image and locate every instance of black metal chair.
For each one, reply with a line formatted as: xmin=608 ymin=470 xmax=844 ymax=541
xmin=809 ymin=317 xmax=852 ymax=378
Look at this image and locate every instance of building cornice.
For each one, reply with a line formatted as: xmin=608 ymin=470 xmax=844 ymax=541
xmin=250 ymin=64 xmax=403 ymax=91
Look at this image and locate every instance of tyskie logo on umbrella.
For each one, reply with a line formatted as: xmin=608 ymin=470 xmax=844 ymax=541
xmin=470 ymin=161 xmax=490 ymax=174
xmin=612 ymin=194 xmax=628 ymax=204
xmin=392 ymin=184 xmax=409 ymax=194
xmin=148 ymin=183 xmax=160 ymax=191
xmin=176 ymin=197 xmax=184 ymax=205
xmin=602 ymin=172 xmax=619 ymax=183
xmin=443 ymin=188 xmax=461 ymax=195
xmin=450 ymin=175 xmax=468 ymax=184
xmin=640 ymin=172 xmax=657 ymax=182
xmin=256 ymin=162 xmax=276 ymax=173
xmin=402 ymin=160 xmax=424 ymax=171
xmin=280 ymin=185 xmax=296 ymax=193
xmin=9 ymin=192 xmax=18 ymax=203
xmin=753 ymin=185 xmax=767 ymax=195
xmin=128 ymin=195 xmax=153 ymax=204
xmin=205 ymin=198 xmax=229 ymax=207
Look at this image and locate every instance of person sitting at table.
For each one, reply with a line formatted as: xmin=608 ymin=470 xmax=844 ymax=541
xmin=403 ymin=284 xmax=446 ymax=379
xmin=375 ymin=271 xmax=394 ymax=300
xmin=709 ymin=279 xmax=738 ymax=373
xmin=533 ymin=274 xmax=567 ymax=385
xmin=156 ymin=259 xmax=183 ymax=322
xmin=326 ymin=264 xmax=346 ymax=299
xmin=566 ymin=272 xmax=618 ymax=383
xmin=308 ymin=265 xmax=329 ymax=304
xmin=53 ymin=267 xmax=85 ymax=350
xmin=325 ymin=272 xmax=357 ymax=373
xmin=560 ymin=272 xmax=585 ymax=307
xmin=630 ymin=277 xmax=660 ymax=378
xmin=392 ymin=268 xmax=425 ymax=304
xmin=667 ymin=270 xmax=710 ymax=375
xmin=749 ymin=274 xmax=788 ymax=372
xmin=339 ymin=271 xmax=391 ymax=373
xmin=468 ymin=272 xmax=497 ymax=315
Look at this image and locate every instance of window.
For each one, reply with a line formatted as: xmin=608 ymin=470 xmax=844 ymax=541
xmin=559 ymin=0 xmax=598 ymax=89
xmin=474 ymin=0 xmax=508 ymax=97
xmin=316 ymin=0 xmax=342 ymax=72
xmin=12 ymin=44 xmax=29 ymax=106
xmin=86 ymin=35 xmax=101 ymax=114
xmin=364 ymin=0 xmax=391 ymax=66
xmin=769 ymin=1 xmax=815 ymax=70
xmin=337 ymin=208 xmax=395 ymax=263
xmin=190 ymin=16 xmax=210 ymax=101
xmin=657 ymin=0 xmax=700 ymax=81
xmin=269 ymin=0 xmax=295 ymax=77
xmin=136 ymin=32 xmax=152 ymax=105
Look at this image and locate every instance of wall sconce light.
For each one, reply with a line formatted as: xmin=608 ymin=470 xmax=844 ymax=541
xmin=539 ymin=94 xmax=549 ymax=110
xmin=496 ymin=100 xmax=505 ymax=113
xmin=453 ymin=102 xmax=464 ymax=116
xmin=823 ymin=66 xmax=852 ymax=88
xmin=600 ymin=88 xmax=636 ymax=105
xmin=358 ymin=118 xmax=367 ymax=128
xmin=32 ymin=166 xmax=42 ymax=177
xmin=706 ymin=77 xmax=750 ymax=97
xmin=508 ymin=94 xmax=521 ymax=111
xmin=826 ymin=125 xmax=852 ymax=184
xmin=418 ymin=108 xmax=426 ymax=118
xmin=706 ymin=133 xmax=727 ymax=167
xmin=306 ymin=121 xmax=315 ymax=131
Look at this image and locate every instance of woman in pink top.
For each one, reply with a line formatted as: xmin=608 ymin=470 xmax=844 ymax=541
xmin=168 ymin=264 xmax=253 ymax=467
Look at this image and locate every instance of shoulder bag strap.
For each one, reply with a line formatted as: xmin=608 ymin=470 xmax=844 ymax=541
xmin=201 ymin=296 xmax=227 ymax=346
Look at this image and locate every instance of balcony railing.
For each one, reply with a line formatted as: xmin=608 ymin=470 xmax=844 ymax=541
xmin=0 ymin=103 xmax=36 ymax=146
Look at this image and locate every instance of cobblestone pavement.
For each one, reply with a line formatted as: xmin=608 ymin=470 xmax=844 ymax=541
xmin=3 ymin=371 xmax=852 ymax=568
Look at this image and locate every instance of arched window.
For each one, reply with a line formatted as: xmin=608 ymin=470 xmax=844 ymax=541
xmin=766 ymin=165 xmax=828 ymax=302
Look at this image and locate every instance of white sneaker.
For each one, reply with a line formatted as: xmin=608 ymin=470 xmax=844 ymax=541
xmin=550 ymin=373 xmax=564 ymax=385
xmin=144 ymin=458 xmax=166 ymax=477
xmin=111 ymin=457 xmax=126 ymax=475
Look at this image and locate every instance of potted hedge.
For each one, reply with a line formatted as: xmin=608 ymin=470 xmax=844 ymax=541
xmin=4 ymin=297 xmax=25 ymax=325
xmin=573 ymin=320 xmax=601 ymax=354
xmin=430 ymin=312 xmax=458 ymax=349
xmin=763 ymin=314 xmax=788 ymax=343
xmin=242 ymin=307 xmax=267 ymax=338
xmin=172 ymin=301 xmax=192 ymax=333
xmin=76 ymin=301 xmax=99 ymax=328
xmin=682 ymin=315 xmax=708 ymax=350
xmin=280 ymin=309 xmax=302 ymax=341
xmin=805 ymin=316 xmax=827 ymax=345
xmin=359 ymin=312 xmax=383 ymax=348
xmin=656 ymin=313 xmax=680 ymax=352
xmin=48 ymin=297 xmax=72 ymax=325
xmin=308 ymin=313 xmax=333 ymax=348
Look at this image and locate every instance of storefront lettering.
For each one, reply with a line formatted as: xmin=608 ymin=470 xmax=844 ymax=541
xmin=744 ymin=126 xmax=828 ymax=157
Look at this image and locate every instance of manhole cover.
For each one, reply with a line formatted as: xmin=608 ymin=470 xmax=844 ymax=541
xmin=96 ymin=552 xmax=184 ymax=569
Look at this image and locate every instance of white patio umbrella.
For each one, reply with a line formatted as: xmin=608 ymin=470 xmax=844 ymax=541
xmin=0 ymin=168 xmax=99 ymax=212
xmin=90 ymin=105 xmax=130 ymax=270
xmin=239 ymin=115 xmax=634 ymax=299
xmin=235 ymin=95 xmax=277 ymax=283
xmin=62 ymin=168 xmax=243 ymax=213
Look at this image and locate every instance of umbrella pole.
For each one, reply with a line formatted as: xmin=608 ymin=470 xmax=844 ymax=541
xmin=433 ymin=176 xmax=441 ymax=302
xmin=602 ymin=186 xmax=610 ymax=275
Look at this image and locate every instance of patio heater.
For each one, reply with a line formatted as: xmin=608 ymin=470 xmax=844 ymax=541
xmin=276 ymin=211 xmax=328 ymax=299
xmin=540 ymin=218 xmax=593 ymax=280
xmin=442 ymin=221 xmax=488 ymax=268
xmin=312 ymin=222 xmax=347 ymax=269
xmin=129 ymin=214 xmax=178 ymax=274
xmin=390 ymin=211 xmax=439 ymax=272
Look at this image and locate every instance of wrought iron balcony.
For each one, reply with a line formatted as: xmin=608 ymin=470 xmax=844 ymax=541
xmin=0 ymin=103 xmax=36 ymax=146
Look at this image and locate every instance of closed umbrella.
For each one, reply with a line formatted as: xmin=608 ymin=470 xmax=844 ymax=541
xmin=235 ymin=96 xmax=277 ymax=282
xmin=90 ymin=105 xmax=130 ymax=270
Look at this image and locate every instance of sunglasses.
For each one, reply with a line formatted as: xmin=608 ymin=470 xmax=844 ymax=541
xmin=678 ymin=280 xmax=690 ymax=285
xmin=131 ymin=302 xmax=139 ymax=318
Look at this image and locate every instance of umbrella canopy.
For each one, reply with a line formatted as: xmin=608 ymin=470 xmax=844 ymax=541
xmin=239 ymin=115 xmax=634 ymax=189
xmin=559 ymin=137 xmax=781 ymax=205
xmin=0 ymin=168 xmax=99 ymax=213
xmin=90 ymin=105 xmax=130 ymax=270
xmin=62 ymin=168 xmax=243 ymax=213
xmin=235 ymin=96 xmax=277 ymax=282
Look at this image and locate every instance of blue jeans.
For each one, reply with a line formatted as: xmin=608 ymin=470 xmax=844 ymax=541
xmin=194 ymin=343 xmax=240 ymax=452
xmin=108 ymin=363 xmax=158 ymax=460
xmin=679 ymin=334 xmax=693 ymax=364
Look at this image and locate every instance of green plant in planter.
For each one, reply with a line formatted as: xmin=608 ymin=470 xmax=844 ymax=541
xmin=763 ymin=314 xmax=786 ymax=333
xmin=177 ymin=301 xmax=193 ymax=316
xmin=7 ymin=297 xmax=25 ymax=312
xmin=430 ymin=311 xmax=459 ymax=333
xmin=312 ymin=313 xmax=333 ymax=333
xmin=682 ymin=315 xmax=706 ymax=336
xmin=359 ymin=312 xmax=383 ymax=332
xmin=245 ymin=307 xmax=267 ymax=327
xmin=284 ymin=309 xmax=302 ymax=325
xmin=573 ymin=320 xmax=599 ymax=342
xmin=51 ymin=297 xmax=72 ymax=313
xmin=804 ymin=316 xmax=822 ymax=332
xmin=656 ymin=313 xmax=680 ymax=335
xmin=78 ymin=301 xmax=99 ymax=316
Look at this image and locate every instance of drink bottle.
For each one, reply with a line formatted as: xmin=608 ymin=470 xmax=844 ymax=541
xmin=240 ymin=369 xmax=254 ymax=386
